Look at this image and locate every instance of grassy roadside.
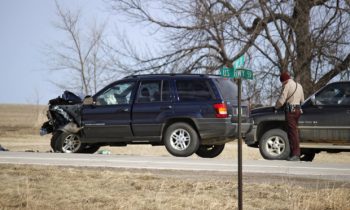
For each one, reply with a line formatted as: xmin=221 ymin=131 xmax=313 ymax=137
xmin=0 ymin=164 xmax=349 ymax=210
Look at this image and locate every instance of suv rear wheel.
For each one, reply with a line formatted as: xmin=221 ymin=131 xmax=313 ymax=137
xmin=164 ymin=122 xmax=200 ymax=157
xmin=196 ymin=144 xmax=225 ymax=158
xmin=259 ymin=129 xmax=290 ymax=160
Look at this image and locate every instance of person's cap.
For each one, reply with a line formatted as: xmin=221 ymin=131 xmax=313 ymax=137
xmin=280 ymin=71 xmax=290 ymax=83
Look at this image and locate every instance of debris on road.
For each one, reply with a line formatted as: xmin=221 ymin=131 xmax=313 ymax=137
xmin=98 ymin=150 xmax=111 ymax=155
xmin=0 ymin=145 xmax=9 ymax=151
xmin=25 ymin=150 xmax=40 ymax=153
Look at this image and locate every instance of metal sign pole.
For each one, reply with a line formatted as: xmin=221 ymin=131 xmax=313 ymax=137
xmin=220 ymin=56 xmax=253 ymax=210
xmin=237 ymin=78 xmax=243 ymax=210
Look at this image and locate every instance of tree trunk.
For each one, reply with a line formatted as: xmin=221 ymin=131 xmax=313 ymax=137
xmin=293 ymin=0 xmax=314 ymax=97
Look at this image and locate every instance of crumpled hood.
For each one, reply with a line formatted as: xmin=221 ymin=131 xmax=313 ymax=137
xmin=49 ymin=90 xmax=82 ymax=105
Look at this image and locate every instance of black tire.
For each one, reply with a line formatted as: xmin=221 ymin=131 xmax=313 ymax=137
xmin=300 ymin=152 xmax=315 ymax=162
xmin=50 ymin=131 xmax=62 ymax=151
xmin=196 ymin=144 xmax=225 ymax=158
xmin=81 ymin=144 xmax=100 ymax=154
xmin=53 ymin=132 xmax=84 ymax=153
xmin=259 ymin=129 xmax=290 ymax=160
xmin=164 ymin=122 xmax=200 ymax=157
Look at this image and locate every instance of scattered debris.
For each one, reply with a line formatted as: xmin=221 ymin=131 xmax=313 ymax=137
xmin=98 ymin=150 xmax=111 ymax=155
xmin=25 ymin=150 xmax=40 ymax=153
xmin=0 ymin=144 xmax=9 ymax=151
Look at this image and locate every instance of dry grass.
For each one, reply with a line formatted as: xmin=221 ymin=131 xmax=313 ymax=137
xmin=0 ymin=104 xmax=46 ymax=135
xmin=0 ymin=164 xmax=349 ymax=210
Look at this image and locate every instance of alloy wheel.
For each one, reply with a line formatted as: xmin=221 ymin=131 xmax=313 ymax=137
xmin=169 ymin=128 xmax=191 ymax=151
xmin=62 ymin=134 xmax=82 ymax=153
xmin=265 ymin=136 xmax=286 ymax=157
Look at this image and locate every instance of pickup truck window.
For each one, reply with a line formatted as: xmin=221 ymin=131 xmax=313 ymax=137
xmin=95 ymin=82 xmax=135 ymax=105
xmin=316 ymin=83 xmax=350 ymax=106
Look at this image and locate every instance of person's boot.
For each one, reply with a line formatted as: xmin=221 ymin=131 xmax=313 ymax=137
xmin=288 ymin=156 xmax=300 ymax=161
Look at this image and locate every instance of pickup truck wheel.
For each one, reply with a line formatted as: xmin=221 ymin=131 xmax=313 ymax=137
xmin=53 ymin=132 xmax=84 ymax=153
xmin=300 ymin=152 xmax=315 ymax=162
xmin=259 ymin=129 xmax=290 ymax=160
xmin=164 ymin=123 xmax=199 ymax=157
xmin=196 ymin=144 xmax=225 ymax=158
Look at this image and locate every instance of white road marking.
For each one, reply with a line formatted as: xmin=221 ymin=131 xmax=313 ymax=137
xmin=1 ymin=152 xmax=350 ymax=181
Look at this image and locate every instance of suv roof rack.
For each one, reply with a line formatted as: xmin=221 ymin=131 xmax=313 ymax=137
xmin=123 ymin=73 xmax=220 ymax=79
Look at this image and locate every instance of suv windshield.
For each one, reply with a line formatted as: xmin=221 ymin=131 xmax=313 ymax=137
xmin=95 ymin=82 xmax=135 ymax=105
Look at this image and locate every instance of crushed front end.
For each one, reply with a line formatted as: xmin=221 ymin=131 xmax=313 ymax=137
xmin=40 ymin=91 xmax=83 ymax=136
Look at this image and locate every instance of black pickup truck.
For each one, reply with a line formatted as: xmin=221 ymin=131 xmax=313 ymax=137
xmin=245 ymin=81 xmax=350 ymax=161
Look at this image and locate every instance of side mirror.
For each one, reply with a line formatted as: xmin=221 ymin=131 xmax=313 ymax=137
xmin=83 ymin=96 xmax=94 ymax=105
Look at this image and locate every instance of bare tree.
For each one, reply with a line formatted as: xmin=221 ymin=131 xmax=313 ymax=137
xmin=109 ymin=0 xmax=350 ymax=104
xmin=46 ymin=1 xmax=115 ymax=96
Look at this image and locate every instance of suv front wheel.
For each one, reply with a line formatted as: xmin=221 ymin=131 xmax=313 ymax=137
xmin=52 ymin=132 xmax=84 ymax=153
xmin=164 ymin=122 xmax=200 ymax=157
xmin=51 ymin=132 xmax=100 ymax=154
xmin=259 ymin=129 xmax=290 ymax=160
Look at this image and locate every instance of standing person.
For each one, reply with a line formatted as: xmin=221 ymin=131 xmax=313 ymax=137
xmin=275 ymin=71 xmax=305 ymax=161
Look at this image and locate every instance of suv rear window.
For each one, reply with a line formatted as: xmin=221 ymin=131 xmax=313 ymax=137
xmin=176 ymin=79 xmax=214 ymax=102
xmin=213 ymin=78 xmax=237 ymax=101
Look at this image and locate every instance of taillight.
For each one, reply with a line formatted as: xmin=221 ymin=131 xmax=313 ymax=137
xmin=214 ymin=103 xmax=228 ymax=118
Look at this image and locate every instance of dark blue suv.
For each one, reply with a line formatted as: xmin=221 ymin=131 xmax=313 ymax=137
xmin=41 ymin=74 xmax=251 ymax=158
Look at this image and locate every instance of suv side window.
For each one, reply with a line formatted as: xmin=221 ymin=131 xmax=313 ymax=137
xmin=95 ymin=81 xmax=135 ymax=105
xmin=162 ymin=80 xmax=171 ymax=102
xmin=136 ymin=80 xmax=171 ymax=103
xmin=176 ymin=79 xmax=214 ymax=102
xmin=213 ymin=78 xmax=237 ymax=100
xmin=315 ymin=83 xmax=350 ymax=106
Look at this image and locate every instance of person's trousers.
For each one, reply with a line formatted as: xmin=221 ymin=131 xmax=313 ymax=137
xmin=286 ymin=109 xmax=301 ymax=157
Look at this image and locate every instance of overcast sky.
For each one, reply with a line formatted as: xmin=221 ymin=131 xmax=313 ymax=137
xmin=0 ymin=0 xmax=138 ymax=104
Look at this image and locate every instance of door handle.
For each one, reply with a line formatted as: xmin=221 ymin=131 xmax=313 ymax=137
xmin=160 ymin=105 xmax=172 ymax=110
xmin=116 ymin=108 xmax=129 ymax=112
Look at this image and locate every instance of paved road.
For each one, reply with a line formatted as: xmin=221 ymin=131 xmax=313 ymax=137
xmin=0 ymin=152 xmax=349 ymax=181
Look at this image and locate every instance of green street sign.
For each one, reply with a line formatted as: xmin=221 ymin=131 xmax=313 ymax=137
xmin=234 ymin=68 xmax=253 ymax=80
xmin=219 ymin=55 xmax=253 ymax=80
xmin=233 ymin=55 xmax=245 ymax=70
xmin=220 ymin=66 xmax=234 ymax=78
xmin=220 ymin=67 xmax=253 ymax=80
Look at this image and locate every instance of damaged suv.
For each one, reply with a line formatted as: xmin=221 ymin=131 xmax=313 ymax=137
xmin=41 ymin=74 xmax=251 ymax=157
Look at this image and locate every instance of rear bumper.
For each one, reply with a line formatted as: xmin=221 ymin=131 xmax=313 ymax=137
xmin=195 ymin=118 xmax=252 ymax=144
xmin=244 ymin=125 xmax=258 ymax=146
